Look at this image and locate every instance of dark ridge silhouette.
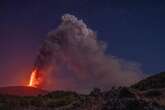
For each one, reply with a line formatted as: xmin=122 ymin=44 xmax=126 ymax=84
xmin=0 ymin=86 xmax=48 ymax=96
xmin=131 ymin=71 xmax=165 ymax=91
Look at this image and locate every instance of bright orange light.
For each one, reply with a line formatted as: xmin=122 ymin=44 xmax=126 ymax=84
xmin=29 ymin=69 xmax=37 ymax=87
xmin=28 ymin=69 xmax=43 ymax=88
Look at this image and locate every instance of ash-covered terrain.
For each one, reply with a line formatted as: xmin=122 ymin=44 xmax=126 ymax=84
xmin=0 ymin=72 xmax=165 ymax=110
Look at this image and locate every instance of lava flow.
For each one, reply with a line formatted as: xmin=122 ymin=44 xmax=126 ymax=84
xmin=28 ymin=69 xmax=44 ymax=88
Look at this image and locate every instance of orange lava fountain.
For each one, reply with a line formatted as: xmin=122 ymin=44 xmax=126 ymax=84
xmin=28 ymin=69 xmax=43 ymax=88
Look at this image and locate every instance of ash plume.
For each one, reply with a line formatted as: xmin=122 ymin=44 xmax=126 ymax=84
xmin=34 ymin=14 xmax=144 ymax=92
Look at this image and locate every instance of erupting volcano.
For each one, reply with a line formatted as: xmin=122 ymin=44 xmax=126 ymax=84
xmin=26 ymin=14 xmax=142 ymax=91
xmin=28 ymin=69 xmax=44 ymax=88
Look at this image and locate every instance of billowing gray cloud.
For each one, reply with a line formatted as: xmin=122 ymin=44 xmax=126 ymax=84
xmin=34 ymin=14 xmax=144 ymax=92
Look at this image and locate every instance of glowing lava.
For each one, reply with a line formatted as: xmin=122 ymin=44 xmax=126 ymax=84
xmin=28 ymin=69 xmax=43 ymax=88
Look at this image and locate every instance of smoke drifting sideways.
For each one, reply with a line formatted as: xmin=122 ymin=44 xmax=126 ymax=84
xmin=34 ymin=14 xmax=144 ymax=92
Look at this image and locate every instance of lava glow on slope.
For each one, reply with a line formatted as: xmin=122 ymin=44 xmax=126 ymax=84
xmin=28 ymin=69 xmax=44 ymax=88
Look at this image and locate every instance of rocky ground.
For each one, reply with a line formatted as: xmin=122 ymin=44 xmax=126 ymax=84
xmin=0 ymin=87 xmax=165 ymax=110
xmin=0 ymin=72 xmax=165 ymax=110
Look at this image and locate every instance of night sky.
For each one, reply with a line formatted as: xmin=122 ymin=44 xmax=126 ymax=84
xmin=0 ymin=0 xmax=165 ymax=87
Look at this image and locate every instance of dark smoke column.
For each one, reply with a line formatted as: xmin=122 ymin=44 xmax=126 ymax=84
xmin=33 ymin=14 xmax=143 ymax=91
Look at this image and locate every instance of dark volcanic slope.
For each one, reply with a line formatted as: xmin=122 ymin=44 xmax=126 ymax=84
xmin=131 ymin=72 xmax=165 ymax=91
xmin=0 ymin=87 xmax=164 ymax=110
xmin=0 ymin=86 xmax=48 ymax=96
